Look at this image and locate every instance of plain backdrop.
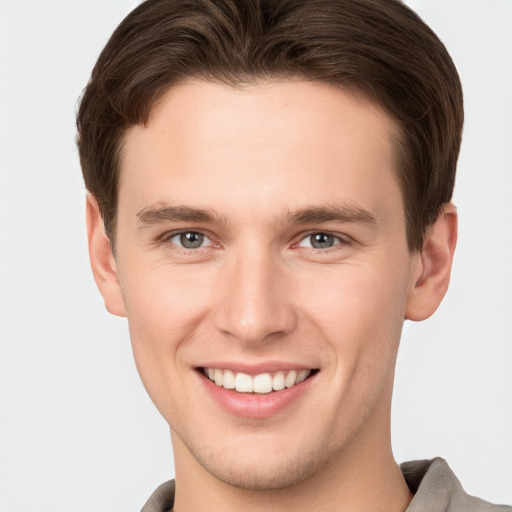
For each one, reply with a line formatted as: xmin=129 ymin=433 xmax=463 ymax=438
xmin=0 ymin=1 xmax=511 ymax=510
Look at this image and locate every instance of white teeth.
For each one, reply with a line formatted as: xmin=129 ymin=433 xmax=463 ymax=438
xmin=213 ymin=368 xmax=223 ymax=386
xmin=272 ymin=371 xmax=285 ymax=391
xmin=296 ymin=369 xmax=310 ymax=384
xmin=253 ymin=373 xmax=273 ymax=394
xmin=285 ymin=370 xmax=297 ymax=388
xmin=223 ymin=369 xmax=235 ymax=389
xmin=203 ymin=367 xmax=313 ymax=393
xmin=235 ymin=372 xmax=253 ymax=393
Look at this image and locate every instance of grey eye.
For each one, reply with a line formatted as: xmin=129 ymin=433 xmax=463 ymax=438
xmin=176 ymin=232 xmax=205 ymax=249
xmin=309 ymin=233 xmax=335 ymax=249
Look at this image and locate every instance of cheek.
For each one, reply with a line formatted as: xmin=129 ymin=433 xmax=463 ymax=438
xmin=302 ymin=260 xmax=408 ymax=323
xmin=119 ymin=264 xmax=216 ymax=405
xmin=121 ymin=260 xmax=216 ymax=336
xmin=296 ymin=259 xmax=410 ymax=371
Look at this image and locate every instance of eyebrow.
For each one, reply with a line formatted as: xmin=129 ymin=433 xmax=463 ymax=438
xmin=283 ymin=203 xmax=378 ymax=228
xmin=137 ymin=204 xmax=226 ymax=226
xmin=136 ymin=202 xmax=377 ymax=228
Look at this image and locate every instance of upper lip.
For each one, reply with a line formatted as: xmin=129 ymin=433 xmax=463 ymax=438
xmin=196 ymin=361 xmax=317 ymax=375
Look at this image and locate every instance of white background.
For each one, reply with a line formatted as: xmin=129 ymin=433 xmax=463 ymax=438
xmin=0 ymin=1 xmax=510 ymax=510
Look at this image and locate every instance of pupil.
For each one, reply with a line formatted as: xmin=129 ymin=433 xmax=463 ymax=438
xmin=311 ymin=233 xmax=334 ymax=249
xmin=180 ymin=232 xmax=204 ymax=248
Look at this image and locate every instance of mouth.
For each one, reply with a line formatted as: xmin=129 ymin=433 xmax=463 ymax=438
xmin=200 ymin=367 xmax=317 ymax=394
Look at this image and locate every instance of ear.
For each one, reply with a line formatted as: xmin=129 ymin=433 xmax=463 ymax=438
xmin=405 ymin=203 xmax=458 ymax=321
xmin=86 ymin=194 xmax=126 ymax=317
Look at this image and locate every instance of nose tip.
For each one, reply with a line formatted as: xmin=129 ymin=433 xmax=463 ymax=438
xmin=213 ymin=256 xmax=297 ymax=345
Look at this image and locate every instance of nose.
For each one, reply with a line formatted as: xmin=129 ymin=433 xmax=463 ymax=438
xmin=213 ymin=248 xmax=297 ymax=345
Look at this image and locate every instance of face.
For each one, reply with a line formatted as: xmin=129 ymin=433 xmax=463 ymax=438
xmin=108 ymin=80 xmax=422 ymax=489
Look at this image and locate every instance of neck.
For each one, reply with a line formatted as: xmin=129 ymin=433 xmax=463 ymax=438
xmin=171 ymin=381 xmax=412 ymax=512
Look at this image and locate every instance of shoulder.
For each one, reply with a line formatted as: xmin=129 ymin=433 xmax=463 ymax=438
xmin=401 ymin=458 xmax=510 ymax=512
xmin=140 ymin=480 xmax=175 ymax=512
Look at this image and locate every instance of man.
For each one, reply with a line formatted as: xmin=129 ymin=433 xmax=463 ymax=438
xmin=76 ymin=1 xmax=509 ymax=511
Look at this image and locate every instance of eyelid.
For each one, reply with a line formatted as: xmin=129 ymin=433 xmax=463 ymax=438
xmin=156 ymin=228 xmax=351 ymax=252
xmin=159 ymin=229 xmax=218 ymax=249
xmin=294 ymin=231 xmax=352 ymax=249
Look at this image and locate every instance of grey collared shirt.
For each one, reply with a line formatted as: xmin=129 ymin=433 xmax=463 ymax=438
xmin=141 ymin=458 xmax=510 ymax=512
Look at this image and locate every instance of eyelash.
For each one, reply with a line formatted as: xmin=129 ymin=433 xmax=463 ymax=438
xmin=293 ymin=231 xmax=352 ymax=253
xmin=159 ymin=230 xmax=217 ymax=254
xmin=159 ymin=229 xmax=351 ymax=254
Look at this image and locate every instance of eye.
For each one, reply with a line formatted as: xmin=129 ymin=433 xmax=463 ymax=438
xmin=297 ymin=232 xmax=344 ymax=249
xmin=169 ymin=231 xmax=210 ymax=249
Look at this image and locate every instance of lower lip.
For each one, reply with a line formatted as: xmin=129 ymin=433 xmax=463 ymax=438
xmin=197 ymin=371 xmax=315 ymax=418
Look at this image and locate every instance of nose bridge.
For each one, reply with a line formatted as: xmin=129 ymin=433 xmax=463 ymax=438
xmin=213 ymin=244 xmax=296 ymax=344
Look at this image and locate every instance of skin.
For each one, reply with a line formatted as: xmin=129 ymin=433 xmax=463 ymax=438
xmin=87 ymin=80 xmax=457 ymax=511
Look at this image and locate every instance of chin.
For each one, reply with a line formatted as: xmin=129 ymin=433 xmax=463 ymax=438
xmin=201 ymin=454 xmax=322 ymax=491
xmin=179 ymin=429 xmax=332 ymax=491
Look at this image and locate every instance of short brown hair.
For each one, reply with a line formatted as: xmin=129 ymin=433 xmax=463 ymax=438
xmin=77 ymin=0 xmax=463 ymax=251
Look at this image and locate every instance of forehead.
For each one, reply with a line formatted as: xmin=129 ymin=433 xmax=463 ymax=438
xmin=119 ymin=80 xmax=402 ymax=224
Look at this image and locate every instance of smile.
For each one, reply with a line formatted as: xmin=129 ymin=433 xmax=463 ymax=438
xmin=202 ymin=368 xmax=313 ymax=394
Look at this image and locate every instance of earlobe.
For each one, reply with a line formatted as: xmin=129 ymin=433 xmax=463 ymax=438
xmin=86 ymin=194 xmax=127 ymax=317
xmin=405 ymin=203 xmax=458 ymax=321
